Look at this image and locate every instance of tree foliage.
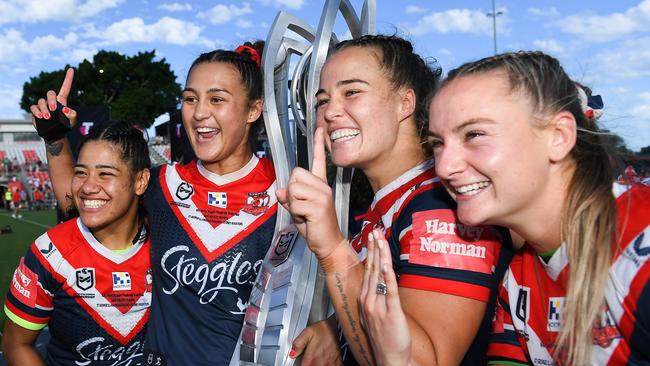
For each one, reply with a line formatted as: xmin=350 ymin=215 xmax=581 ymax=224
xmin=21 ymin=50 xmax=181 ymax=128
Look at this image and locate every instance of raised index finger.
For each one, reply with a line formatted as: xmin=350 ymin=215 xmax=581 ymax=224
xmin=57 ymin=68 xmax=75 ymax=105
xmin=311 ymin=127 xmax=327 ymax=182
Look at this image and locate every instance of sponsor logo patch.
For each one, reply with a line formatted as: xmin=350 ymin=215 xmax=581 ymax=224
xmin=208 ymin=192 xmax=227 ymax=208
xmin=408 ymin=209 xmax=498 ymax=274
xmin=547 ymin=297 xmax=564 ymax=332
xmin=76 ymin=268 xmax=95 ymax=291
xmin=112 ymin=272 xmax=132 ymax=291
xmin=39 ymin=242 xmax=55 ymax=257
xmin=11 ymin=258 xmax=38 ymax=307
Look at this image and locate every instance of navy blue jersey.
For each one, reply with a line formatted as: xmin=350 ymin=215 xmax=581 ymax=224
xmin=5 ymin=218 xmax=151 ymax=366
xmin=340 ymin=159 xmax=513 ymax=365
xmin=142 ymin=157 xmax=277 ymax=365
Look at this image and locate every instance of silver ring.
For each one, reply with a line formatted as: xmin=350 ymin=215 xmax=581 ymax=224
xmin=376 ymin=282 xmax=387 ymax=295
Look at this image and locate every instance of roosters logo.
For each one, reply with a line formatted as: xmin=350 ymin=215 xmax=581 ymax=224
xmin=243 ymin=192 xmax=270 ymax=216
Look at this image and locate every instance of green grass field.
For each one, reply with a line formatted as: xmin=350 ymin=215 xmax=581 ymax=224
xmin=0 ymin=209 xmax=57 ymax=341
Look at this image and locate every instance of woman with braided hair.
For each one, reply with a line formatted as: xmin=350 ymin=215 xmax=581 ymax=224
xmin=360 ymin=51 xmax=650 ymax=365
xmin=279 ymin=34 xmax=513 ymax=365
xmin=26 ymin=41 xmax=278 ymax=365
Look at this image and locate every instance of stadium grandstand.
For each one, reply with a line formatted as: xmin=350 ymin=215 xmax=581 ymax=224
xmin=0 ymin=116 xmax=171 ymax=212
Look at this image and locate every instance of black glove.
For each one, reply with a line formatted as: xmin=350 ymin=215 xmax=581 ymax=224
xmin=34 ymin=101 xmax=71 ymax=143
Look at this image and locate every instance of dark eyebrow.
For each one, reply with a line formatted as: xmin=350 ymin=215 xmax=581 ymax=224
xmin=182 ymin=87 xmax=232 ymax=96
xmin=73 ymin=164 xmax=119 ymax=171
xmin=315 ymin=78 xmax=370 ymax=98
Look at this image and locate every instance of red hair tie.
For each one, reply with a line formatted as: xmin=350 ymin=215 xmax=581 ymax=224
xmin=235 ymin=45 xmax=261 ymax=67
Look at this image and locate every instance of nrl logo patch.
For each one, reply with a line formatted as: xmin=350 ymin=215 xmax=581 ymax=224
xmin=176 ymin=182 xmax=194 ymax=201
xmin=76 ymin=268 xmax=95 ymax=291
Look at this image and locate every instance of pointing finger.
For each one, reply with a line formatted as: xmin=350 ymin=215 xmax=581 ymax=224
xmin=310 ymin=127 xmax=327 ymax=182
xmin=57 ymin=68 xmax=74 ymax=105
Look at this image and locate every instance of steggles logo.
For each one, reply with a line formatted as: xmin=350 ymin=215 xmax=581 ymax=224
xmin=161 ymin=246 xmax=262 ymax=310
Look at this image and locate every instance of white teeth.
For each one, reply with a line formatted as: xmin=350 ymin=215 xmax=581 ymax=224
xmin=455 ymin=181 xmax=490 ymax=196
xmin=84 ymin=199 xmax=107 ymax=209
xmin=330 ymin=128 xmax=360 ymax=142
xmin=196 ymin=127 xmax=218 ymax=133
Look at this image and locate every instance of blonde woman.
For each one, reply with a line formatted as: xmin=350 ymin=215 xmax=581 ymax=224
xmin=425 ymin=51 xmax=650 ymax=365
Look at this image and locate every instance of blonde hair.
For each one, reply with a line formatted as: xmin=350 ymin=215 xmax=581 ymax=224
xmin=443 ymin=51 xmax=617 ymax=365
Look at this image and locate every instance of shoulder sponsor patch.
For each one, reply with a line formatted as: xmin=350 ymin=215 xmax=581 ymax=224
xmin=408 ymin=209 xmax=499 ymax=274
xmin=11 ymin=257 xmax=38 ymax=308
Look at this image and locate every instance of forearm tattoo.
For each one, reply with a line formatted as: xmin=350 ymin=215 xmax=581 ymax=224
xmin=46 ymin=141 xmax=63 ymax=156
xmin=335 ymin=272 xmax=372 ymax=365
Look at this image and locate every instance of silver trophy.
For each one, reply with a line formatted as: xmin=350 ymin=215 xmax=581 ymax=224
xmin=232 ymin=1 xmax=376 ymax=365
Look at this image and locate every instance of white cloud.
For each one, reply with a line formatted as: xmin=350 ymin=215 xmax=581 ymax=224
xmin=630 ymin=92 xmax=650 ymax=116
xmin=77 ymin=0 xmax=123 ymax=18
xmin=558 ymin=0 xmax=650 ymax=42
xmin=594 ymin=37 xmax=650 ymax=78
xmin=0 ymin=29 xmax=79 ymax=62
xmin=532 ymin=39 xmax=564 ymax=54
xmin=0 ymin=0 xmax=124 ymax=24
xmin=69 ymin=47 xmax=99 ymax=63
xmin=0 ymin=86 xmax=25 ymax=118
xmin=88 ymin=17 xmax=214 ymax=48
xmin=528 ymin=7 xmax=559 ymax=17
xmin=256 ymin=0 xmax=304 ymax=10
xmin=406 ymin=5 xmax=427 ymax=15
xmin=158 ymin=2 xmax=192 ymax=12
xmin=236 ymin=19 xmax=253 ymax=28
xmin=197 ymin=2 xmax=253 ymax=25
xmin=408 ymin=8 xmax=506 ymax=36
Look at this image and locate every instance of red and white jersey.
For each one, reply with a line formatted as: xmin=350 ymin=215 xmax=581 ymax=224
xmin=487 ymin=183 xmax=650 ymax=365
xmin=4 ymin=218 xmax=151 ymax=366
xmin=342 ymin=160 xmax=512 ymax=365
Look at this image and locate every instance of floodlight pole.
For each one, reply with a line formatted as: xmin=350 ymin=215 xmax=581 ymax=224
xmin=487 ymin=0 xmax=503 ymax=55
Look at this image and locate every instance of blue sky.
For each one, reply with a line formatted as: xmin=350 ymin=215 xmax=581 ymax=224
xmin=0 ymin=0 xmax=648 ymax=151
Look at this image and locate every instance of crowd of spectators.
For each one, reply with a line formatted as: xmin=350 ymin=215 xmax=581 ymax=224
xmin=1 ymin=157 xmax=55 ymax=216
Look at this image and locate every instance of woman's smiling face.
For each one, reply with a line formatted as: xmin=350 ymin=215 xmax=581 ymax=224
xmin=429 ymin=71 xmax=554 ymax=227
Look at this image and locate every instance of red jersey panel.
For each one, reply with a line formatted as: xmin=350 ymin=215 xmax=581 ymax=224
xmin=487 ymin=184 xmax=650 ymax=365
xmin=341 ymin=159 xmax=512 ymax=366
xmin=4 ymin=218 xmax=151 ymax=366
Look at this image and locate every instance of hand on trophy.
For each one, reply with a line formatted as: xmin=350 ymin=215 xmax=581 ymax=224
xmin=276 ymin=127 xmax=345 ymax=259
xmin=29 ymin=68 xmax=78 ymax=143
xmin=359 ymin=229 xmax=412 ymax=366
xmin=289 ymin=316 xmax=342 ymax=366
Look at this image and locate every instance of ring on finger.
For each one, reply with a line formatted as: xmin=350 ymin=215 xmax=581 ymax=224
xmin=376 ymin=282 xmax=387 ymax=295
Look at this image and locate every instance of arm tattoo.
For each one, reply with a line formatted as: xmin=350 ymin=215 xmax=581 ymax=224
xmin=335 ymin=272 xmax=373 ymax=365
xmin=46 ymin=142 xmax=63 ymax=156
